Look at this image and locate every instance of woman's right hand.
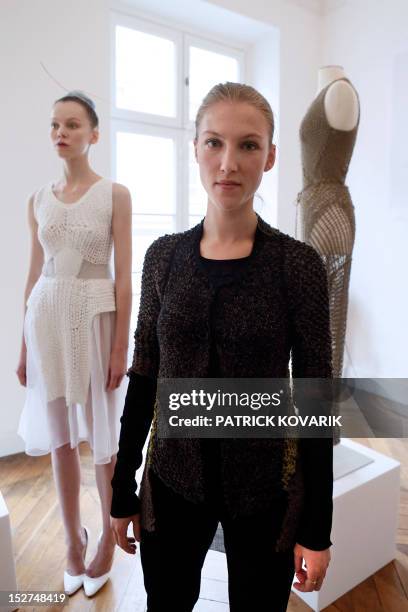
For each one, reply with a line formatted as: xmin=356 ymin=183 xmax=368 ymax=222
xmin=111 ymin=514 xmax=141 ymax=555
xmin=16 ymin=354 xmax=27 ymax=386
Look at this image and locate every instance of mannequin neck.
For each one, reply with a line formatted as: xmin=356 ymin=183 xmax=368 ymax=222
xmin=317 ymin=65 xmax=346 ymax=94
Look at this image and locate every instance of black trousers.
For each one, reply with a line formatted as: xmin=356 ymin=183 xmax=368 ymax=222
xmin=140 ymin=471 xmax=295 ymax=612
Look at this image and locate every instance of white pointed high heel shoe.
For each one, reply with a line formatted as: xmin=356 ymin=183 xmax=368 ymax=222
xmin=83 ymin=532 xmax=114 ymax=597
xmin=63 ymin=525 xmax=90 ymax=595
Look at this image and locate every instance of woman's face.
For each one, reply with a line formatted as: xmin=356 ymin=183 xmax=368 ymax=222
xmin=194 ymin=101 xmax=276 ymax=213
xmin=50 ymin=101 xmax=98 ymax=159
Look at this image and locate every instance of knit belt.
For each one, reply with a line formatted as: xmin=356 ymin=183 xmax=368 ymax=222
xmin=42 ymin=258 xmax=112 ymax=279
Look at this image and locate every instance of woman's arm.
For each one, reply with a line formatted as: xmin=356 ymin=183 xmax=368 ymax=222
xmin=111 ymin=372 xmax=156 ymax=554
xmin=107 ymin=183 xmax=132 ymax=391
xmin=287 ymin=242 xmax=333 ymax=380
xmin=285 ymin=240 xmax=333 ymax=590
xmin=111 ymin=237 xmax=163 ymax=551
xmin=111 ymin=372 xmax=156 ymax=517
xmin=16 ymin=193 xmax=44 ymax=386
xmin=288 ymin=244 xmax=333 ymax=549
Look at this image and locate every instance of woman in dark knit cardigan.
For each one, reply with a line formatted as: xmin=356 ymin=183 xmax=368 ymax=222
xmin=110 ymin=82 xmax=333 ymax=611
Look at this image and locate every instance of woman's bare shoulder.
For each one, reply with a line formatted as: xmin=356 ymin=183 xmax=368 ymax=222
xmin=112 ymin=182 xmax=131 ymax=200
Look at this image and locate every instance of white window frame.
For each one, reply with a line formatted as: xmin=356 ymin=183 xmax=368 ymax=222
xmin=183 ymin=33 xmax=245 ymax=131
xmin=110 ymin=11 xmax=246 ymax=233
xmin=110 ymin=13 xmax=183 ymax=128
xmin=111 ymin=118 xmax=184 ymax=230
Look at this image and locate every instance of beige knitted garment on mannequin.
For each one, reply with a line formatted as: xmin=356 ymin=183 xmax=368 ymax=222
xmin=296 ymin=77 xmax=360 ymax=378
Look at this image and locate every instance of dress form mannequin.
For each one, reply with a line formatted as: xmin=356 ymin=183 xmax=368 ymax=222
xmin=297 ymin=65 xmax=360 ymax=378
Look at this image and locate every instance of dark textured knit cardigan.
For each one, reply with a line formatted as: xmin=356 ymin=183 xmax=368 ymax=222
xmin=125 ymin=214 xmax=333 ymax=552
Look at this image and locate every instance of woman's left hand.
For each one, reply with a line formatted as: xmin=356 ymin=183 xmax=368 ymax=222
xmin=292 ymin=543 xmax=331 ymax=592
xmin=106 ymin=348 xmax=127 ymax=391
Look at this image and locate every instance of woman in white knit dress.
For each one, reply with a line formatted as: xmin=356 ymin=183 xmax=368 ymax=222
xmin=15 ymin=91 xmax=132 ymax=596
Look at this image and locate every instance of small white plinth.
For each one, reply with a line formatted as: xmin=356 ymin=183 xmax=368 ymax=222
xmin=0 ymin=490 xmax=18 ymax=612
xmin=292 ymin=438 xmax=401 ymax=611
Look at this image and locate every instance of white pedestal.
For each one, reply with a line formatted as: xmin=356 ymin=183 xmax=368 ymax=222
xmin=292 ymin=439 xmax=401 ymax=611
xmin=0 ymin=491 xmax=18 ymax=612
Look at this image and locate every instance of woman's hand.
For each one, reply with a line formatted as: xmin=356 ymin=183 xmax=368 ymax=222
xmin=106 ymin=347 xmax=127 ymax=391
xmin=111 ymin=514 xmax=141 ymax=555
xmin=292 ymin=543 xmax=331 ymax=592
xmin=16 ymin=353 xmax=27 ymax=386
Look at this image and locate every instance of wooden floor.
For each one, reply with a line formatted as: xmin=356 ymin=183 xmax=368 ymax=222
xmin=1 ymin=438 xmax=407 ymax=611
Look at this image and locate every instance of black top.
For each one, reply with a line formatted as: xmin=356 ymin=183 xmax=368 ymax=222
xmin=111 ymin=249 xmax=333 ymax=551
xmin=200 ymin=254 xmax=250 ymax=506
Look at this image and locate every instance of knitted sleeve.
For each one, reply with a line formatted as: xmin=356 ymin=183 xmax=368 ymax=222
xmin=284 ymin=238 xmax=334 ymax=550
xmin=284 ymin=239 xmax=333 ymax=379
xmin=127 ymin=240 xmax=162 ymax=379
xmin=127 ymin=233 xmax=180 ymax=379
xmin=111 ymin=234 xmax=183 ymax=517
xmin=111 ymin=236 xmax=175 ymax=517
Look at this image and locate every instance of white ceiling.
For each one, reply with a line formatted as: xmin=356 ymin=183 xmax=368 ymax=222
xmin=121 ymin=0 xmax=350 ymax=22
xmin=117 ymin=0 xmax=276 ymax=43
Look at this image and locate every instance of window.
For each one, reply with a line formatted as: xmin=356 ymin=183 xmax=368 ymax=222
xmin=115 ymin=26 xmax=177 ymax=118
xmin=111 ymin=12 xmax=245 ymax=338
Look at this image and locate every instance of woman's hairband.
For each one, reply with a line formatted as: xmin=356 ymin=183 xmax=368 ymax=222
xmin=66 ymin=90 xmax=96 ymax=111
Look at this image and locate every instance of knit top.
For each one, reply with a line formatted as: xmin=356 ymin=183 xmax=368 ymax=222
xmin=111 ymin=215 xmax=334 ymax=552
xmin=25 ymin=178 xmax=116 ymax=406
xmin=299 ymin=77 xmax=360 ymax=189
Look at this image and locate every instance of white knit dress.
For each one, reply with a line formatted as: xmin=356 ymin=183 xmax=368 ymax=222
xmin=18 ymin=178 xmax=127 ymax=464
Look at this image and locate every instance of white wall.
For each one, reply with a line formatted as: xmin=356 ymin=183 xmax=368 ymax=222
xmin=321 ymin=0 xmax=408 ymax=377
xmin=0 ymin=0 xmax=111 ymax=457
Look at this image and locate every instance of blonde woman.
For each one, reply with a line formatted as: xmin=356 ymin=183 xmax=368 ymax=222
xmin=111 ymin=83 xmax=333 ymax=611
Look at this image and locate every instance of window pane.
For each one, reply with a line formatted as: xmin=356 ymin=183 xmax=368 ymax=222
xmin=132 ymin=214 xmax=176 ymax=273
xmin=116 ymin=26 xmax=176 ymax=117
xmin=189 ymin=46 xmax=239 ymax=120
xmin=117 ymin=132 xmax=176 ymax=215
xmin=188 ymin=140 xmax=207 ymax=217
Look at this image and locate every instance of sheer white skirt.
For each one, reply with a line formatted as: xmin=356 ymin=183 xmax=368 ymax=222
xmin=18 ymin=311 xmax=127 ymax=465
